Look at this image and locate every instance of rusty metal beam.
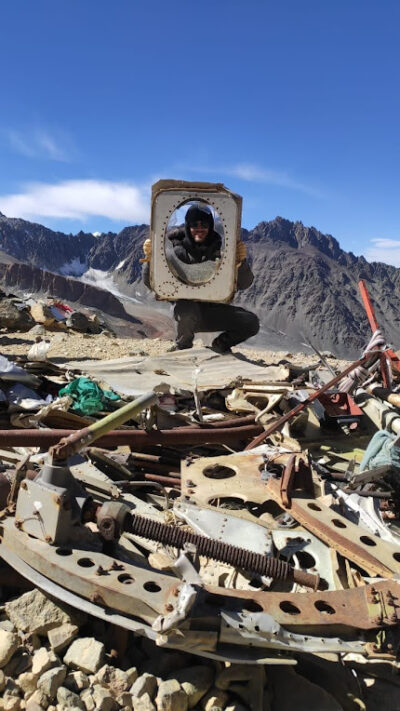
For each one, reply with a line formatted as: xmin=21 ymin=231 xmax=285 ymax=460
xmin=0 ymin=423 xmax=263 ymax=449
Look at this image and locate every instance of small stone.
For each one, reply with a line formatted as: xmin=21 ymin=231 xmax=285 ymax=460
xmin=125 ymin=667 xmax=138 ymax=686
xmin=84 ymin=685 xmax=116 ymax=711
xmin=5 ymin=590 xmax=85 ymax=636
xmin=80 ymin=689 xmax=95 ymax=711
xmin=201 ymin=689 xmax=229 ymax=711
xmin=173 ymin=666 xmax=214 ymax=708
xmin=2 ymin=697 xmax=22 ymax=711
xmin=130 ymin=673 xmax=157 ymax=700
xmin=0 ymin=629 xmax=19 ymax=668
xmin=17 ymin=672 xmax=38 ymax=699
xmin=95 ymin=664 xmax=130 ymax=696
xmin=48 ymin=624 xmax=78 ymax=653
xmin=56 ymin=686 xmax=84 ymax=709
xmin=131 ymin=693 xmax=156 ymax=711
xmin=0 ymin=620 xmax=16 ymax=633
xmin=156 ymin=679 xmax=187 ymax=711
xmin=26 ymin=689 xmax=49 ymax=710
xmin=64 ymin=638 xmax=104 ymax=674
xmin=0 ymin=668 xmax=5 ymax=691
xmin=37 ymin=666 xmax=67 ymax=700
xmin=32 ymin=648 xmax=59 ymax=677
xmin=4 ymin=651 xmax=32 ymax=677
xmin=115 ymin=693 xmax=132 ymax=709
xmin=64 ymin=671 xmax=89 ymax=694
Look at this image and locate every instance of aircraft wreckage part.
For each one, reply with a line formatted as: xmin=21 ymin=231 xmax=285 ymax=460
xmin=181 ymin=451 xmax=400 ymax=578
xmin=173 ymin=501 xmax=273 ymax=556
xmin=123 ymin=512 xmax=318 ymax=590
xmin=0 ymin=545 xmax=296 ymax=666
xmin=204 ymin=578 xmax=400 ymax=631
xmin=0 ymin=518 xmax=178 ymax=623
xmin=265 ymin=477 xmax=400 ymax=578
xmin=50 ymin=391 xmax=159 ymax=460
xmin=0 ymin=423 xmax=263 ymax=448
xmin=246 ymin=353 xmax=373 ymax=450
xmin=219 ymin=612 xmax=364 ymax=654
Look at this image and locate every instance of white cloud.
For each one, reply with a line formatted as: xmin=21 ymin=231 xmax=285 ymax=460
xmin=365 ymin=238 xmax=400 ymax=267
xmin=181 ymin=162 xmax=323 ymax=197
xmin=5 ymin=128 xmax=73 ymax=162
xmin=0 ymin=179 xmax=149 ymax=223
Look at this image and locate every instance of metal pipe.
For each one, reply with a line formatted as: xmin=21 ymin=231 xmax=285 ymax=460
xmin=50 ymin=391 xmax=158 ymax=460
xmin=0 ymin=423 xmax=262 ymax=448
xmin=143 ymin=473 xmax=181 ymax=487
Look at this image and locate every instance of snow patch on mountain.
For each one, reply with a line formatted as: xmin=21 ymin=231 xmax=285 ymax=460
xmin=58 ymin=257 xmax=88 ymax=276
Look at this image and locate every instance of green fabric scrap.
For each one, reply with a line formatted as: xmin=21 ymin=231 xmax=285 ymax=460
xmin=59 ymin=377 xmax=121 ymax=416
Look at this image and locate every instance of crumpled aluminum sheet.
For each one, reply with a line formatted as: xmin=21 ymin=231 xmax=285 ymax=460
xmin=66 ymin=347 xmax=290 ymax=397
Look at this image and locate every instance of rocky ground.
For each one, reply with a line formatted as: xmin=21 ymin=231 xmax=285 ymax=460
xmin=0 ymin=330 xmax=348 ymax=370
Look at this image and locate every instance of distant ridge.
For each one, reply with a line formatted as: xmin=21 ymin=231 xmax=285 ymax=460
xmin=0 ymin=212 xmax=399 ymax=357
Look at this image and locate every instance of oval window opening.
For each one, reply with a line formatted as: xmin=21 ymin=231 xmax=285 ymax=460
xmin=164 ymin=200 xmax=225 ymax=286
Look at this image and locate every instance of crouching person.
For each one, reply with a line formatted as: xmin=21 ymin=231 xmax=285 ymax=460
xmin=142 ymin=203 xmax=259 ymax=354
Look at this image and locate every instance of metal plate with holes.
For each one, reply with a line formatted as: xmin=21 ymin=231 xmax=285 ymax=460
xmin=203 ymin=578 xmax=400 ymax=630
xmin=182 ymin=451 xmax=400 ymax=579
xmin=266 ymin=478 xmax=400 ymax=578
xmin=1 ymin=519 xmax=178 ymax=623
xmin=150 ymin=180 xmax=241 ymax=302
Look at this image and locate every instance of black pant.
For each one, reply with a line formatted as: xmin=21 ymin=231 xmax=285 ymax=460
xmin=174 ymin=300 xmax=260 ymax=349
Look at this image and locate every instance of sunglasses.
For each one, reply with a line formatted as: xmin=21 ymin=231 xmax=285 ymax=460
xmin=189 ymin=220 xmax=209 ymax=228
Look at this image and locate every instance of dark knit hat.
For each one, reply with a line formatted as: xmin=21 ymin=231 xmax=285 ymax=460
xmin=185 ymin=203 xmax=214 ymax=230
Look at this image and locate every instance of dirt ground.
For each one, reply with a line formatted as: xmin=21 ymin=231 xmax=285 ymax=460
xmin=0 ymin=329 xmax=349 ymax=369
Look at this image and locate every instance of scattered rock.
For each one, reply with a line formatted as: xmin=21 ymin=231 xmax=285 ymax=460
xmin=26 ymin=689 xmax=49 ymax=710
xmin=4 ymin=650 xmax=32 ymax=677
xmin=64 ymin=638 xmax=104 ymax=674
xmin=0 ymin=619 xmax=16 ymax=633
xmin=95 ymin=664 xmax=130 ymax=696
xmin=130 ymin=673 xmax=157 ymax=700
xmin=0 ymin=300 xmax=34 ymax=332
xmin=131 ymin=693 xmax=156 ymax=711
xmin=201 ymin=688 xmax=229 ymax=711
xmin=156 ymin=679 xmax=188 ymax=711
xmin=37 ymin=666 xmax=67 ymax=701
xmin=47 ymin=624 xmax=78 ymax=653
xmin=32 ymin=648 xmax=59 ymax=677
xmin=173 ymin=666 xmax=214 ymax=708
xmin=17 ymin=672 xmax=38 ymax=698
xmin=115 ymin=693 xmax=132 ymax=709
xmin=63 ymin=671 xmax=89 ymax=694
xmin=81 ymin=685 xmax=116 ymax=711
xmin=56 ymin=686 xmax=84 ymax=709
xmin=0 ymin=629 xmax=19 ymax=668
xmin=5 ymin=590 xmax=85 ymax=636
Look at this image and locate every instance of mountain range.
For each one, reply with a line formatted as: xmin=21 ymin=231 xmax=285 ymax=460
xmin=0 ymin=211 xmax=398 ymax=358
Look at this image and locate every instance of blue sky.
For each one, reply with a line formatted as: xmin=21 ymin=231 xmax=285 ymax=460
xmin=1 ymin=0 xmax=400 ymax=264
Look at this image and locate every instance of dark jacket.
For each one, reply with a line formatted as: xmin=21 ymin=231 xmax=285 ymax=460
xmin=143 ymin=227 xmax=254 ymax=291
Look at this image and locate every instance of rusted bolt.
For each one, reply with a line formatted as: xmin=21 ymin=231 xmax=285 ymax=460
xmin=165 ymin=603 xmax=174 ymax=612
xmin=96 ymin=565 xmax=105 ymax=576
xmin=45 ymin=535 xmax=53 ymax=543
xmin=20 ymin=481 xmax=27 ymax=490
xmin=187 ymin=489 xmax=194 ymax=495
xmin=15 ymin=519 xmax=23 ymax=529
xmin=173 ymin=588 xmax=180 ymax=596
xmin=186 ymin=480 xmax=196 ymax=488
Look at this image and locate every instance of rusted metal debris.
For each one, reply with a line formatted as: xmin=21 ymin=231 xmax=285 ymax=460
xmin=2 ymin=286 xmax=400 ymax=671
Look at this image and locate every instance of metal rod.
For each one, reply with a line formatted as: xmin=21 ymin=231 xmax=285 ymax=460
xmin=245 ymin=354 xmax=372 ymax=450
xmin=0 ymin=424 xmax=263 ymax=448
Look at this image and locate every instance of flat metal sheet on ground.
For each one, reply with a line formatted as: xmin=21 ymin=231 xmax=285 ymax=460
xmin=66 ymin=347 xmax=290 ymax=396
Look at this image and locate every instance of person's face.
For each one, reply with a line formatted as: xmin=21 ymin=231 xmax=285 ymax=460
xmin=189 ymin=220 xmax=210 ymax=243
